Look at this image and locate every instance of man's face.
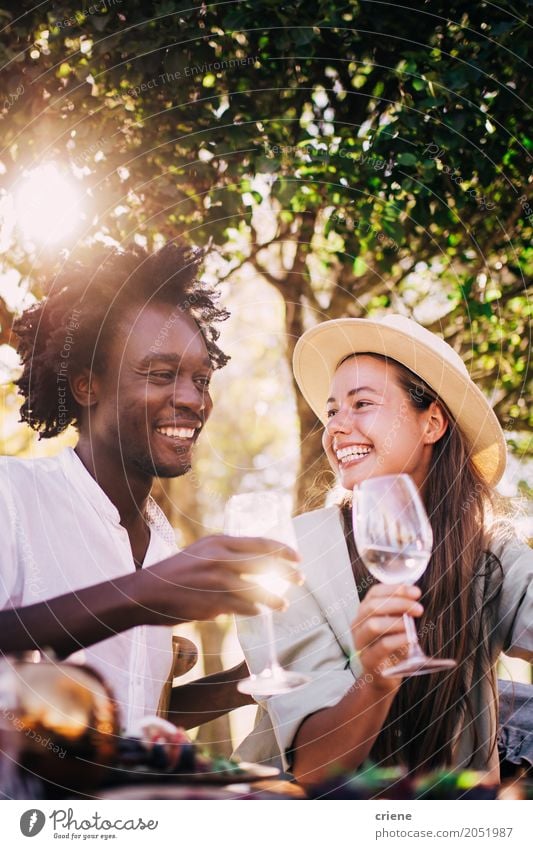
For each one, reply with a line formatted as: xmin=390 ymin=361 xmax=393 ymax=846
xmin=86 ymin=302 xmax=214 ymax=478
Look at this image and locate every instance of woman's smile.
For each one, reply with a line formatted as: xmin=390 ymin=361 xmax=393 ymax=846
xmin=334 ymin=442 xmax=373 ymax=467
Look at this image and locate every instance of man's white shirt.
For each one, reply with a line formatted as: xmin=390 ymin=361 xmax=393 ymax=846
xmin=0 ymin=447 xmax=177 ymax=732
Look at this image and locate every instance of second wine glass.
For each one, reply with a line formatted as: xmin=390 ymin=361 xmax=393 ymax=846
xmin=353 ymin=474 xmax=456 ymax=677
xmin=224 ymin=491 xmax=310 ymax=696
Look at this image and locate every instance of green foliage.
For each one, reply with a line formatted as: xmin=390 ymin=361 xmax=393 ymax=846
xmin=0 ymin=0 xmax=531 ymax=460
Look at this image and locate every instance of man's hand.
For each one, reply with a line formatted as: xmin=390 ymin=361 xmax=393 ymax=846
xmin=136 ymin=535 xmax=302 ymax=624
xmin=0 ymin=536 xmax=300 ymax=658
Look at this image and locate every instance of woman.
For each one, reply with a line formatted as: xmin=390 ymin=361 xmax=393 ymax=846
xmin=236 ymin=314 xmax=532 ymax=787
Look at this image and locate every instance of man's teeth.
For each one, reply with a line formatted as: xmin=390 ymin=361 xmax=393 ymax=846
xmin=336 ymin=445 xmax=372 ymax=462
xmin=156 ymin=427 xmax=196 ymax=438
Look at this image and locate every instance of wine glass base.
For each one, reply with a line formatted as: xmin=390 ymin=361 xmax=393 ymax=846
xmin=237 ymin=669 xmax=310 ymax=696
xmin=382 ymin=656 xmax=457 ymax=678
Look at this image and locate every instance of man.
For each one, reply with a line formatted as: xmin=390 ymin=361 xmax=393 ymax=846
xmin=0 ymin=243 xmax=298 ymax=731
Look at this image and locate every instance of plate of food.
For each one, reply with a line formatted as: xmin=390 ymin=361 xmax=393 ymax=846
xmin=101 ymin=718 xmax=279 ymax=788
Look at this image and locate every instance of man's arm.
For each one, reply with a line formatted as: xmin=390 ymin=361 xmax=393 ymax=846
xmin=0 ymin=571 xmax=143 ymax=659
xmin=0 ymin=535 xmax=301 ymax=658
xmin=167 ymin=661 xmax=253 ymax=729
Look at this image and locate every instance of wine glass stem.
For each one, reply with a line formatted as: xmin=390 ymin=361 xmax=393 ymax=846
xmin=403 ymin=612 xmax=422 ymax=656
xmin=263 ymin=608 xmax=281 ymax=671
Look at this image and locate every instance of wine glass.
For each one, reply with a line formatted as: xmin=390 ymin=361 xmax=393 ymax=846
xmin=224 ymin=491 xmax=310 ymax=696
xmin=353 ymin=474 xmax=456 ymax=677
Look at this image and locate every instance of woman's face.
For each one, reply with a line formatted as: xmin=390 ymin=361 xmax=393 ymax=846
xmin=322 ymin=355 xmax=443 ymax=491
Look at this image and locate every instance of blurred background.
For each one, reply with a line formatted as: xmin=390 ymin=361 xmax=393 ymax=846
xmin=0 ymin=1 xmax=531 ymax=753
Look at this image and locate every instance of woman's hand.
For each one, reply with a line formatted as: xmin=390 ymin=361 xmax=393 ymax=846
xmin=351 ymin=584 xmax=424 ymax=693
xmin=293 ymin=584 xmax=424 ymax=786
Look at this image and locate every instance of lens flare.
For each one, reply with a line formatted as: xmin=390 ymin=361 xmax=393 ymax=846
xmin=15 ymin=163 xmax=82 ymax=244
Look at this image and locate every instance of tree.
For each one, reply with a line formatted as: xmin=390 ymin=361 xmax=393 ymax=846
xmin=1 ymin=0 xmax=530 ymax=508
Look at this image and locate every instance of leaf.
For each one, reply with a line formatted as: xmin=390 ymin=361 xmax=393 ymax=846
xmin=353 ymin=257 xmax=366 ymax=276
xmin=292 ymin=27 xmax=315 ymax=46
xmin=397 ymin=152 xmax=418 ymax=166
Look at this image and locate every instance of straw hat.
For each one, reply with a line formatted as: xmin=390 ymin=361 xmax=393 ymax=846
xmin=292 ymin=314 xmax=507 ymax=485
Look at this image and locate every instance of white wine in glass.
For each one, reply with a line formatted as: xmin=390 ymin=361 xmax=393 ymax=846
xmin=224 ymin=491 xmax=310 ymax=696
xmin=353 ymin=474 xmax=457 ymax=677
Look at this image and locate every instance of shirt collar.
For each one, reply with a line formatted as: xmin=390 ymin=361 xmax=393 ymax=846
xmin=59 ymin=447 xmax=122 ymax=524
xmin=145 ymin=497 xmax=177 ymax=549
xmin=58 ymin=448 xmax=177 ymax=548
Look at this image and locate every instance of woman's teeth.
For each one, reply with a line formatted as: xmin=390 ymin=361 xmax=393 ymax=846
xmin=336 ymin=445 xmax=372 ymax=463
xmin=156 ymin=427 xmax=196 ymax=439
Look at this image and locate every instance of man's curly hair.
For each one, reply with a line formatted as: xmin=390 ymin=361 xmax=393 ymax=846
xmin=14 ymin=243 xmax=229 ymax=439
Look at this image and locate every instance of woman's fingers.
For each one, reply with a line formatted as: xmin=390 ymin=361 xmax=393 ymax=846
xmin=364 ymin=633 xmax=410 ymax=660
xmin=353 ymin=584 xmax=423 ymax=627
xmin=363 ymin=583 xmax=422 ymax=601
xmin=358 ymin=633 xmax=410 ymax=667
xmin=358 ymin=614 xmax=414 ymax=643
xmin=358 ymin=597 xmax=424 ymax=622
xmin=360 ymin=633 xmax=410 ymax=681
xmin=351 ymin=585 xmax=427 ymax=682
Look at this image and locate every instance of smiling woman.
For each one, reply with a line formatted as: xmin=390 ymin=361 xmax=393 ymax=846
xmin=322 ymin=354 xmax=447 ymax=493
xmin=236 ymin=314 xmax=532 ymax=787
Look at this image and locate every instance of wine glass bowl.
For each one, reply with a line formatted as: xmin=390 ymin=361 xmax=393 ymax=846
xmin=224 ymin=492 xmax=295 ymax=608
xmin=224 ymin=491 xmax=310 ymax=696
xmin=353 ymin=474 xmax=456 ymax=677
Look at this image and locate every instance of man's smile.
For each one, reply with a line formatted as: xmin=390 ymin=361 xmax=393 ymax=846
xmin=155 ymin=425 xmax=198 ymax=439
xmin=153 ymin=418 xmax=203 ymax=455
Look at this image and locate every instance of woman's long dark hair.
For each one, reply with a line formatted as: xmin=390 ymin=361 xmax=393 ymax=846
xmin=340 ymin=354 xmax=503 ymax=773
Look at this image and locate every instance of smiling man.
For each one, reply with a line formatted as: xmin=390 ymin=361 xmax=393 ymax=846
xmin=0 ymin=244 xmax=298 ymax=731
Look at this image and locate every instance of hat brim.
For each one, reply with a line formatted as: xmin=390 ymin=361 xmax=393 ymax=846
xmin=293 ymin=318 xmax=506 ymax=486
